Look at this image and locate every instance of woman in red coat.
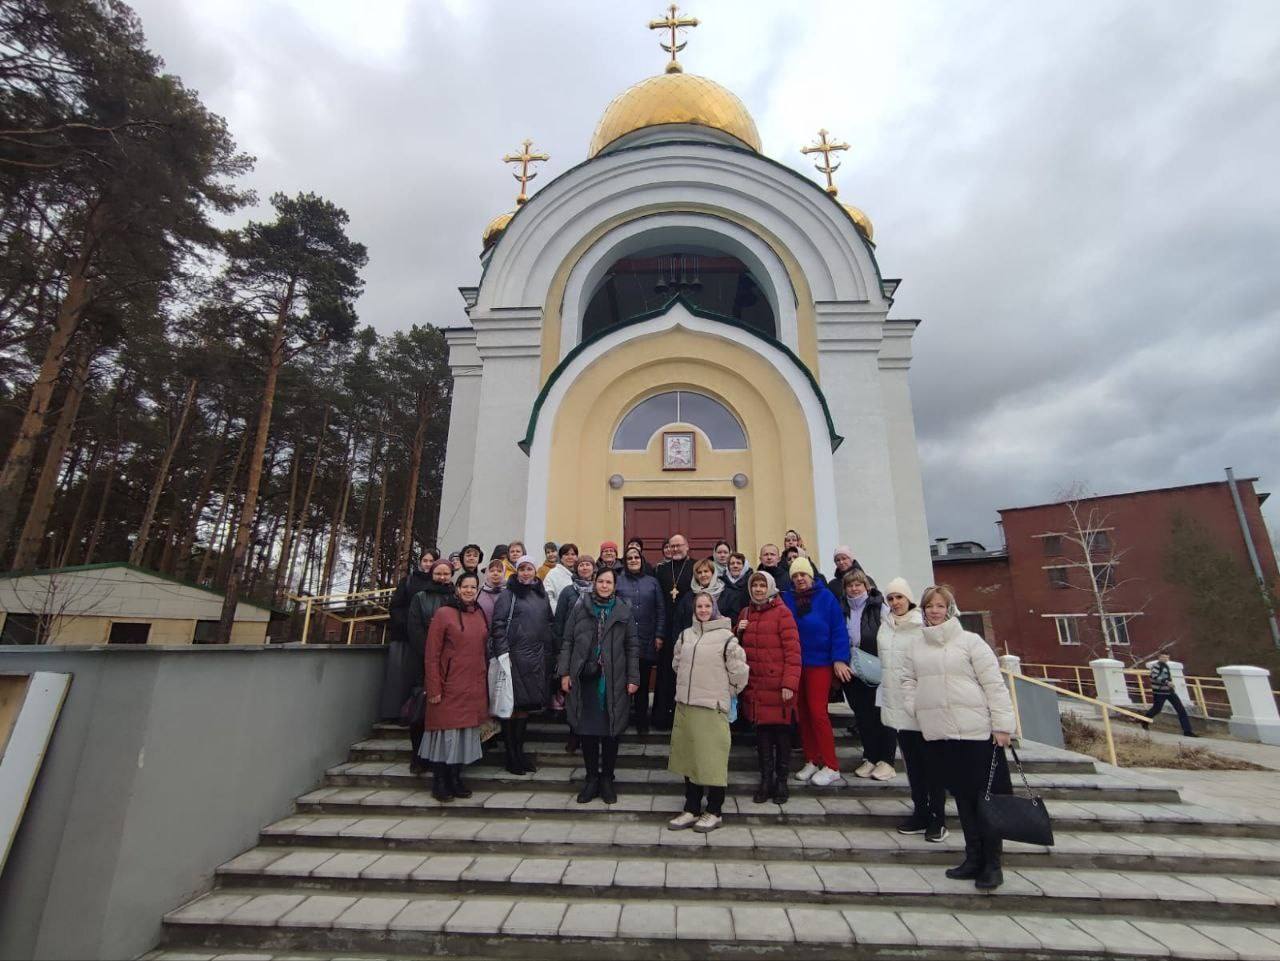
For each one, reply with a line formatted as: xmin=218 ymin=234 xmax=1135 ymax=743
xmin=423 ymin=571 xmax=491 ymax=803
xmin=736 ymin=570 xmax=802 ymax=804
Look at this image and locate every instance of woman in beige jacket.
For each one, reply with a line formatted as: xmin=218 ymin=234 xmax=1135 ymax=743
xmin=876 ymin=578 xmax=948 ymax=843
xmin=667 ymin=591 xmax=749 ymax=833
xmin=901 ymin=585 xmax=1016 ymax=891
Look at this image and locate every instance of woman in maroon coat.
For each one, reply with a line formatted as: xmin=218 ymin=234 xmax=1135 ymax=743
xmin=423 ymin=571 xmax=491 ymax=803
xmin=736 ymin=570 xmax=802 ymax=804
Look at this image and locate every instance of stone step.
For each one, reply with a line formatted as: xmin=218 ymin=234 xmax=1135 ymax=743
xmin=292 ymin=787 xmax=1280 ymax=839
xmin=322 ymin=759 xmax=1183 ymax=803
xmin=161 ymin=889 xmax=1280 ymax=960
xmin=251 ymin=813 xmax=1280 ymax=876
xmin=191 ymin=842 xmax=1280 ymax=921
xmin=350 ymin=737 xmax=1100 ymax=774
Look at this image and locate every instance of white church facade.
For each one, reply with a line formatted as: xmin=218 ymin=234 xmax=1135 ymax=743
xmin=438 ymin=25 xmax=933 ymax=592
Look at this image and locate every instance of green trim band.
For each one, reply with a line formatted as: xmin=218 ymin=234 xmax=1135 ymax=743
xmin=518 ymin=293 xmax=844 ymax=455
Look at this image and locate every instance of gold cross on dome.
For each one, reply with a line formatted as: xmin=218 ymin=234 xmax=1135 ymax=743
xmin=649 ymin=4 xmax=699 ymax=74
xmin=801 ymin=128 xmax=850 ymax=196
xmin=502 ymin=139 xmax=549 ymax=206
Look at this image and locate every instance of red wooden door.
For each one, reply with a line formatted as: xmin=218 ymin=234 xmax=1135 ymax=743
xmin=623 ymin=498 xmax=736 ymax=565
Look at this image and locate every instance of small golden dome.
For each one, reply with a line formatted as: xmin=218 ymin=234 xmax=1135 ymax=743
xmin=588 ymin=72 xmax=761 ymax=158
xmin=482 ymin=210 xmax=514 ymax=250
xmin=841 ymin=202 xmax=874 ymax=243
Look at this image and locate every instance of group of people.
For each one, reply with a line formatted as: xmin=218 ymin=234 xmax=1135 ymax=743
xmin=382 ymin=529 xmax=1017 ymax=889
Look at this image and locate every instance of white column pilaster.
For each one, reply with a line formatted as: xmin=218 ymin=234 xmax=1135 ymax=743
xmin=437 ymin=328 xmax=481 ymax=551
xmin=1217 ymin=665 xmax=1280 ymax=745
xmin=1090 ymin=658 xmax=1132 ymax=706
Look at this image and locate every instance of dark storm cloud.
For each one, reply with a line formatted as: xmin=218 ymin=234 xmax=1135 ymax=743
xmin=126 ymin=0 xmax=1280 ymax=551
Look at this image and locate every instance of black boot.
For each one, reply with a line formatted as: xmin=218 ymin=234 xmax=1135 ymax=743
xmin=975 ymin=835 xmax=1003 ymax=890
xmin=431 ymin=763 xmax=454 ymax=803
xmin=577 ymin=737 xmax=601 ymax=803
xmin=753 ymin=732 xmax=775 ymax=804
xmin=449 ymin=764 xmax=473 ymax=799
xmin=599 ymin=737 xmax=619 ymax=804
xmin=502 ymin=720 xmax=524 ymax=775
xmin=945 ymin=797 xmax=983 ymax=880
xmin=771 ymin=729 xmax=791 ymax=804
xmin=516 ymin=716 xmax=537 ymax=773
xmin=409 ymin=724 xmax=427 ymax=773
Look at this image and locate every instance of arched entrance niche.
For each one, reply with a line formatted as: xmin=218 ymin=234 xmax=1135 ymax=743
xmin=524 ymin=304 xmax=836 ymax=558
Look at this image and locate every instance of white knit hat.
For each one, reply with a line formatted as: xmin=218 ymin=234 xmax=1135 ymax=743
xmin=883 ymin=577 xmax=915 ymax=605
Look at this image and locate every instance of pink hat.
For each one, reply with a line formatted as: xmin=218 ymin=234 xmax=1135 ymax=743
xmin=599 ymin=540 xmax=619 ymax=553
xmin=834 ymin=545 xmax=854 ymax=561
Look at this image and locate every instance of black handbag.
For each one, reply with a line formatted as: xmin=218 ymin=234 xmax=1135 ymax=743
xmin=977 ymin=744 xmax=1055 ymax=847
xmin=399 ymin=686 xmax=426 ymax=727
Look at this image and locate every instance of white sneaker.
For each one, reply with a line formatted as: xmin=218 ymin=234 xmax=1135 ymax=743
xmin=668 ymin=811 xmax=698 ymax=831
xmin=870 ymin=761 xmax=897 ymax=781
xmin=853 ymin=760 xmax=875 ymax=779
xmin=810 ymin=766 xmax=842 ymax=787
xmin=793 ymin=762 xmax=819 ymax=783
xmin=692 ymin=813 xmax=723 ymax=833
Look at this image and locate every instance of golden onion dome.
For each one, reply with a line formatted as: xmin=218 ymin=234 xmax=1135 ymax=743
xmin=588 ymin=72 xmax=761 ymax=158
xmin=840 ymin=201 xmax=874 ymax=243
xmin=481 ymin=210 xmax=514 ymax=250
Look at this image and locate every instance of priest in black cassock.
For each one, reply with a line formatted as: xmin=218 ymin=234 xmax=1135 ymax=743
xmin=650 ymin=532 xmax=695 ymax=730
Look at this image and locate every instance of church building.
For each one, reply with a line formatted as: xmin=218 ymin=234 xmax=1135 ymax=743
xmin=438 ymin=10 xmax=933 ymax=592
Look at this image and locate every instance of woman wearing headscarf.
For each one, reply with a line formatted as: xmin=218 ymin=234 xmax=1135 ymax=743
xmin=625 ymin=537 xmax=655 ymax=576
xmin=558 ymin=567 xmax=639 ymax=805
xmin=878 ymin=577 xmax=947 ymax=842
xmin=403 ymin=560 xmax=458 ymax=772
xmin=903 ymin=585 xmax=1015 ymax=890
xmin=458 ymin=543 xmax=485 ymax=580
xmin=478 ymin=556 xmax=507 ymax=621
xmin=828 ymin=545 xmax=875 ymax=599
xmin=711 ymin=540 xmax=733 ymax=579
xmin=736 ymin=570 xmax=801 ymax=804
xmin=667 ymin=590 xmax=749 ymax=833
xmin=718 ymin=551 xmax=753 ymax=625
xmin=421 ymin=571 xmax=489 ymax=803
xmin=782 ymin=556 xmax=850 ymax=787
xmin=489 ymin=554 xmax=554 ymax=775
xmin=615 ymin=545 xmax=666 ymax=734
xmin=839 ymin=569 xmax=894 ymax=781
xmin=671 ymin=558 xmax=725 ymax=640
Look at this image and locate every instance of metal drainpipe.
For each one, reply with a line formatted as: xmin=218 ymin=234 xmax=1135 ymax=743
xmin=1225 ymin=467 xmax=1280 ymax=650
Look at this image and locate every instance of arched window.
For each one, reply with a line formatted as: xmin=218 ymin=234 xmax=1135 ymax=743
xmin=612 ymin=391 xmax=747 ymax=451
xmin=582 ymin=249 xmax=775 ymax=341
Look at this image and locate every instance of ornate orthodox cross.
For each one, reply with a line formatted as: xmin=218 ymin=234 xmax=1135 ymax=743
xmin=502 ymin=139 xmax=550 ymax=206
xmin=801 ymin=128 xmax=850 ymax=196
xmin=649 ymin=4 xmax=699 ymax=74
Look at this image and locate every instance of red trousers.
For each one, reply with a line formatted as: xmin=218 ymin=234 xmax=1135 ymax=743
xmin=797 ymin=665 xmax=839 ymax=771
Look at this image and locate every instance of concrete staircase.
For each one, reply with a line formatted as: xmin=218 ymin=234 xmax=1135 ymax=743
xmin=152 ymin=719 xmax=1280 ymax=960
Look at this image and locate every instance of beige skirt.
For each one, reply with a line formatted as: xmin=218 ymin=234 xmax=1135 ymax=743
xmin=668 ymin=702 xmax=731 ymax=787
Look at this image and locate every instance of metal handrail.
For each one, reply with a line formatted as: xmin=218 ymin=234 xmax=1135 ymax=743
xmin=288 ymin=587 xmax=394 ymax=645
xmin=1002 ymin=668 xmax=1151 ymax=767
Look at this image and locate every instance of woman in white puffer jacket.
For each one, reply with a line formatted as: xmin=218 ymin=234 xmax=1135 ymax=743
xmin=901 ymin=585 xmax=1016 ymax=892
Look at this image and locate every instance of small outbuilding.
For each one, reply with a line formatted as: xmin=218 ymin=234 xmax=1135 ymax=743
xmin=0 ymin=563 xmax=271 ymax=646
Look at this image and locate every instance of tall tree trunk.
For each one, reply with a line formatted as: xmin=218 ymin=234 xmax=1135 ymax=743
xmin=174 ymin=417 xmax=230 ymax=577
xmin=347 ymin=424 xmax=383 ymax=594
xmin=155 ymin=501 xmax=184 ymax=572
xmin=83 ymin=430 xmax=121 ymax=564
xmin=271 ymin=448 xmax=299 ymax=593
xmin=274 ymin=405 xmax=329 ymax=600
xmin=371 ymin=438 xmax=390 ymax=588
xmin=129 ymin=377 xmax=198 ymax=565
xmin=395 ymin=389 xmax=430 ymax=576
xmin=12 ymin=339 xmax=94 ymax=570
xmin=320 ymin=428 xmax=357 ymax=597
xmin=0 ymin=207 xmax=102 ymax=555
xmin=216 ymin=285 xmax=293 ymax=642
xmin=59 ymin=439 xmax=101 ymax=567
xmin=198 ymin=427 xmax=249 ymax=585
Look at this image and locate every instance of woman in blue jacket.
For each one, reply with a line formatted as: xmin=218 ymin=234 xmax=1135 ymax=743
xmin=782 ymin=556 xmax=852 ymax=787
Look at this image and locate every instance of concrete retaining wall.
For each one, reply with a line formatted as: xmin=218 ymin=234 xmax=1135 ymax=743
xmin=0 ymin=643 xmax=384 ymax=961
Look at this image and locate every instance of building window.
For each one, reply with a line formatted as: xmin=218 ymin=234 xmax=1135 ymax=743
xmin=1053 ymin=616 xmax=1081 ymax=646
xmin=1042 ymin=535 xmax=1062 ymax=556
xmin=0 ymin=613 xmax=39 ymax=645
xmin=192 ymin=619 xmax=221 ymax=644
xmin=958 ymin=612 xmax=986 ymax=640
xmin=108 ymin=622 xmax=151 ymax=645
xmin=612 ymin=390 xmax=747 ymax=451
xmin=1104 ymin=615 xmax=1132 ymax=646
xmin=1096 ymin=563 xmax=1116 ymax=590
xmin=1087 ymin=529 xmax=1112 ymax=553
xmin=1047 ymin=566 xmax=1069 ymax=589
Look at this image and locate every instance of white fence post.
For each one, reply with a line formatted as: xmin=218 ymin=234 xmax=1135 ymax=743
xmin=1217 ymin=665 xmax=1280 ymax=745
xmin=999 ymin=654 xmax=1022 ymax=675
xmin=1090 ymin=658 xmax=1132 ymax=706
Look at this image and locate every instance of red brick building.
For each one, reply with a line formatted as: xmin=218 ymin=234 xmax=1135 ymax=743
xmin=931 ymin=477 xmax=1278 ymax=672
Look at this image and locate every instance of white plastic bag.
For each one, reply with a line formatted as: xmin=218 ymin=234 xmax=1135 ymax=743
xmin=488 ymin=652 xmax=514 ymax=719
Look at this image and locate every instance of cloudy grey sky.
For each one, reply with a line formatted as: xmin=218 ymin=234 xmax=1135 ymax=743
xmin=128 ymin=0 xmax=1280 ymax=550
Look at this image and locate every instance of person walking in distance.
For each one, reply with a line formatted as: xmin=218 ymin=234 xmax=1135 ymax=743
xmin=878 ymin=577 xmax=948 ymax=842
xmin=737 ymin=571 xmax=801 ymax=804
xmin=1145 ymin=653 xmax=1197 ymax=736
xmin=421 ymin=572 xmax=490 ymax=803
xmin=652 ymin=533 xmax=696 ymax=730
xmin=558 ymin=567 xmax=640 ymax=805
xmin=902 ymin=585 xmax=1016 ymax=890
xmin=782 ymin=556 xmax=851 ymax=787
xmin=667 ymin=591 xmax=749 ymax=832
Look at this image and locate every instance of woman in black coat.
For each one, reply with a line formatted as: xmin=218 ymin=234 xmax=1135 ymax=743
xmin=615 ymin=546 xmax=666 ymax=734
xmin=380 ymin=551 xmax=440 ymax=720
xmin=489 ymin=555 xmax=554 ymax=775
xmin=403 ymin=562 xmax=458 ymax=771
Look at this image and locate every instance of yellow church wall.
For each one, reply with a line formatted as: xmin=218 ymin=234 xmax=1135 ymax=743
xmin=544 ymin=328 xmax=816 ymax=555
xmin=537 ymin=202 xmax=820 ymax=385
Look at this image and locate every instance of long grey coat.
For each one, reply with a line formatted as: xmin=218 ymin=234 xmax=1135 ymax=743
xmin=488 ymin=576 xmax=554 ymax=711
xmin=557 ymin=596 xmax=640 ymax=738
